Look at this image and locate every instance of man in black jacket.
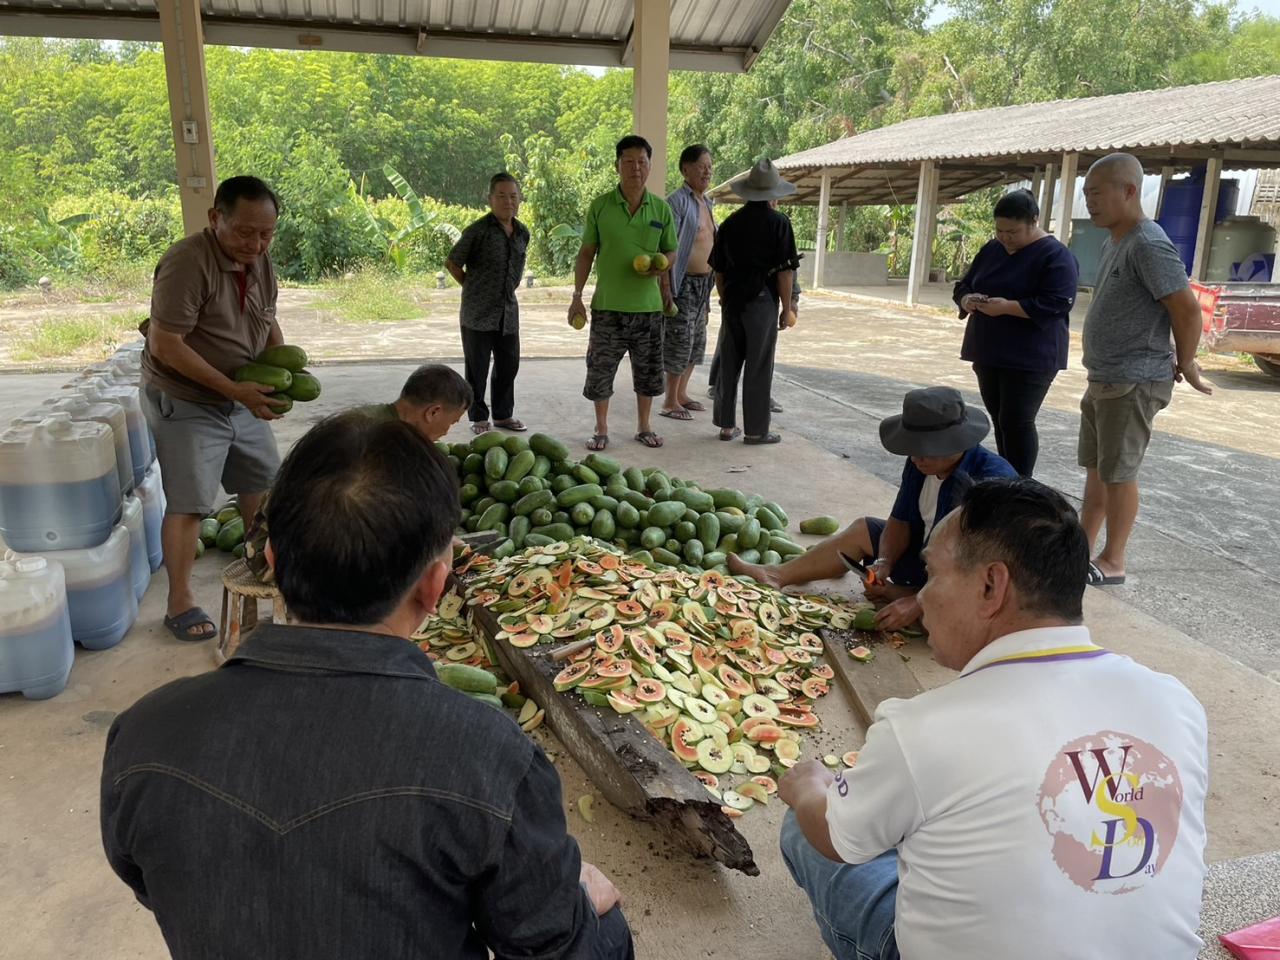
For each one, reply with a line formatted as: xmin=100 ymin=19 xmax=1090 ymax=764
xmin=101 ymin=412 xmax=633 ymax=960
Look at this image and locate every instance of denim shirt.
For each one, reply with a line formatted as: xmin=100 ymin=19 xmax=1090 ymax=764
xmin=100 ymin=623 xmax=599 ymax=960
xmin=666 ymin=183 xmax=716 ymax=294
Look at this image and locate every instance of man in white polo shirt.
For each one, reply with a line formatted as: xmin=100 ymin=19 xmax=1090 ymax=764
xmin=778 ymin=477 xmax=1209 ymax=959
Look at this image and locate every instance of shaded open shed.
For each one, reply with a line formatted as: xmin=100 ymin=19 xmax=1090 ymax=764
xmin=712 ymin=76 xmax=1280 ymax=304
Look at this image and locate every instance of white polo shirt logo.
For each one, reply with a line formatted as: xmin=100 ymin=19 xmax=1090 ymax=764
xmin=1037 ymin=731 xmax=1184 ymax=894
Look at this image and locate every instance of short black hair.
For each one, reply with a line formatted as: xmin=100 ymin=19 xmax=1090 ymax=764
xmin=399 ymin=364 xmax=472 ymax=410
xmin=267 ymin=413 xmax=460 ymax=624
xmin=679 ymin=144 xmax=711 ymax=168
xmin=489 ymin=172 xmax=519 ymax=194
xmin=951 ymin=477 xmax=1088 ymax=621
xmin=616 ymin=135 xmax=653 ymax=160
xmin=993 ymin=188 xmax=1039 ymax=224
xmin=213 ymin=176 xmax=280 ymax=216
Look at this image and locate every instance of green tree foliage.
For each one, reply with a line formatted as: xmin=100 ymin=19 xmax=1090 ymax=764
xmin=0 ymin=3 xmax=1274 ymax=289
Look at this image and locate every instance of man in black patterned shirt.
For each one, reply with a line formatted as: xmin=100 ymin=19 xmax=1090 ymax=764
xmin=446 ymin=173 xmax=530 ymax=435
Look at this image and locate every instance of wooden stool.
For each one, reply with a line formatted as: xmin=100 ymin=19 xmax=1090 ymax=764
xmin=215 ymin=558 xmax=287 ymax=666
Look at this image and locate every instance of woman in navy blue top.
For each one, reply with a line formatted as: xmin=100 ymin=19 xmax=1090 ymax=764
xmin=953 ymin=189 xmax=1079 ymax=476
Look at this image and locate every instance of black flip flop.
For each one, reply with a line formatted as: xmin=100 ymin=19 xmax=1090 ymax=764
xmin=164 ymin=606 xmax=217 ymax=643
xmin=744 ymin=433 xmax=782 ymax=445
xmin=1086 ymin=561 xmax=1126 ymax=586
xmin=635 ymin=431 xmax=664 ymax=448
xmin=586 ymin=434 xmax=609 ymax=451
xmin=659 ymin=409 xmax=693 ymax=421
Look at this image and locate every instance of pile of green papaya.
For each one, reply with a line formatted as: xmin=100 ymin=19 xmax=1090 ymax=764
xmin=197 ymin=498 xmax=247 ymax=559
xmin=233 ymin=344 xmax=322 ymax=414
xmin=441 ymin=431 xmax=809 ymax=575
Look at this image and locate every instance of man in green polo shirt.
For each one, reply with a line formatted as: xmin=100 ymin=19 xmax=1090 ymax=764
xmin=569 ymin=135 xmax=678 ymax=451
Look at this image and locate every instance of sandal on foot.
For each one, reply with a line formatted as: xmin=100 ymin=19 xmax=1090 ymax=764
xmin=164 ymin=606 xmax=217 ymax=643
xmin=681 ymin=400 xmax=706 ymax=412
xmin=1086 ymin=561 xmax=1126 ymax=586
xmin=472 ymin=422 xmax=492 ymax=435
xmin=770 ymin=399 xmax=783 ymax=413
xmin=586 ymin=434 xmax=609 ymax=451
xmin=494 ymin=419 xmax=527 ymax=432
xmin=718 ymin=427 xmax=742 ymax=441
xmin=635 ymin=431 xmax=664 ymax=448
xmin=659 ymin=408 xmax=693 ymax=421
xmin=744 ymin=433 xmax=782 ymax=445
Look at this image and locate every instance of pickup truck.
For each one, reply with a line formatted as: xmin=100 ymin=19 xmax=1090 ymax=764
xmin=1192 ymin=281 xmax=1280 ymax=378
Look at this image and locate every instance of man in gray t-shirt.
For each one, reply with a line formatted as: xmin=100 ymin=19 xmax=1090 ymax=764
xmin=1077 ymin=153 xmax=1212 ymax=587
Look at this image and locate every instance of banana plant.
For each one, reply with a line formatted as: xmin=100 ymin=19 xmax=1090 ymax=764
xmin=342 ymin=165 xmax=459 ymax=271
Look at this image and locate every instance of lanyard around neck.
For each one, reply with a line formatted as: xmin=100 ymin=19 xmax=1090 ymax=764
xmin=964 ymin=643 xmax=1110 ymax=679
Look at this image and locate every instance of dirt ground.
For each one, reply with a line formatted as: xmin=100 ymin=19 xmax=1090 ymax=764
xmin=2 ymin=288 xmax=1278 ymax=959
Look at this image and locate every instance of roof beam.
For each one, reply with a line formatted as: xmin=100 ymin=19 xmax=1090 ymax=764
xmin=0 ymin=9 xmax=752 ymax=71
xmin=743 ymin=0 xmax=793 ymax=71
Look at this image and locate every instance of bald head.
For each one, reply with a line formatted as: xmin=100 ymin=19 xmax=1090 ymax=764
xmin=1087 ymin=153 xmax=1144 ymax=189
xmin=1083 ymin=152 xmax=1146 ymax=233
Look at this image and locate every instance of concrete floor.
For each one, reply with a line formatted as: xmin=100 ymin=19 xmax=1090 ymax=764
xmin=3 ymin=308 xmax=1278 ymax=955
xmin=816 ymin=279 xmax=1094 ymax=330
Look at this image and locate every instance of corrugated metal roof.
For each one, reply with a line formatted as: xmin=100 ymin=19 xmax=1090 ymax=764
xmin=711 ymin=76 xmax=1280 ymax=205
xmin=0 ymin=0 xmax=793 ymax=71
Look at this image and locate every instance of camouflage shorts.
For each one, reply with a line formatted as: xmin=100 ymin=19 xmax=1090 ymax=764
xmin=663 ymin=273 xmax=713 ymax=374
xmin=583 ymin=310 xmax=665 ymax=401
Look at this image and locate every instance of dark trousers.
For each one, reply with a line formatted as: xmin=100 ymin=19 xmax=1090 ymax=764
xmin=461 ymin=326 xmax=520 ymax=422
xmin=972 ymin=363 xmax=1055 ymax=476
xmin=713 ymin=292 xmax=778 ymax=436
xmin=591 ymin=905 xmax=636 ymax=960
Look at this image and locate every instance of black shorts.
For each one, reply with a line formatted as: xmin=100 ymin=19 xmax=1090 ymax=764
xmin=865 ymin=516 xmax=927 ymax=587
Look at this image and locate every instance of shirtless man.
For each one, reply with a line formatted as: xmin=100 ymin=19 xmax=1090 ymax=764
xmin=659 ymin=146 xmax=717 ymax=422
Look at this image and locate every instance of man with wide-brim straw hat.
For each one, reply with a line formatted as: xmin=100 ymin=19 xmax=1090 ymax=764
xmin=729 ymin=385 xmax=1017 ymax=628
xmin=708 ymin=158 xmax=800 ymax=444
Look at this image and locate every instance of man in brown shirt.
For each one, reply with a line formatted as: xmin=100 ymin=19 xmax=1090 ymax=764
xmin=140 ymin=176 xmax=287 ymax=642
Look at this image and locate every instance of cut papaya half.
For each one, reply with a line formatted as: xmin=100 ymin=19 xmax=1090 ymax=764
xmin=785 ymin=647 xmax=813 ymax=665
xmin=554 ymin=660 xmax=592 ymax=692
xmin=527 ymin=614 xmax=555 ymax=634
xmin=576 ymin=559 xmax=603 ymax=575
xmin=744 ymin=722 xmax=784 ymax=744
xmin=810 ymin=663 xmax=835 ymax=680
xmin=683 ymin=697 xmax=718 ymax=725
xmin=797 ymin=632 xmax=824 ymax=653
xmin=696 ymin=738 xmax=733 ymax=774
xmin=698 ymin=570 xmax=727 ymax=591
xmin=750 ymin=774 xmax=778 ymax=794
xmin=615 ymin=600 xmax=647 ymax=624
xmin=737 ymin=781 xmax=770 ymax=805
xmin=800 ymin=677 xmax=830 ymax=699
xmin=774 ymin=739 xmax=801 ymax=765
xmin=692 ymin=645 xmax=718 ymax=674
xmin=757 ymin=602 xmax=782 ymax=632
xmin=606 ymin=689 xmax=642 ymax=714
xmin=849 ymin=645 xmax=874 ymax=663
xmin=843 ymin=750 xmax=860 ymax=768
xmin=508 ymin=632 xmax=540 ymax=648
xmin=671 ymin=719 xmax=703 ymax=763
xmin=627 ymin=631 xmax=658 ymax=665
xmin=599 ymin=554 xmax=621 ymax=570
xmin=634 ymin=678 xmax=667 ymax=703
xmin=693 ymin=770 xmax=719 ymax=790
xmin=595 ymin=658 xmax=633 ymax=679
xmin=763 ymin=646 xmax=790 ymax=665
xmin=597 ymin=624 xmax=626 ymax=654
xmin=717 ymin=664 xmax=753 ymax=698
xmin=776 ymin=708 xmax=820 ymax=728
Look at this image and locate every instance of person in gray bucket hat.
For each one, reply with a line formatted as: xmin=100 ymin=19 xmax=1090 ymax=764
xmin=709 ymin=159 xmax=800 ymax=444
xmin=729 ymin=386 xmax=1016 ymax=629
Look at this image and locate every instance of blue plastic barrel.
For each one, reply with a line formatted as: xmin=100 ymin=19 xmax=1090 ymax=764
xmin=1157 ymin=168 xmax=1239 ymax=274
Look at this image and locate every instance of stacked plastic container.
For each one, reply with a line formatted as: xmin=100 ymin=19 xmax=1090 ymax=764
xmin=0 ymin=339 xmax=153 ymax=699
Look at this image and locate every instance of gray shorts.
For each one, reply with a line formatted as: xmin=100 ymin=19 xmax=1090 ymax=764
xmin=1077 ymin=380 xmax=1173 ymax=484
xmin=663 ymin=273 xmax=713 ymax=374
xmin=583 ymin=311 xmax=665 ymax=401
xmin=142 ymin=383 xmax=280 ymax=515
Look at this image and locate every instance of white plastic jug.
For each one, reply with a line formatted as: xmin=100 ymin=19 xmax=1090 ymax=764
xmin=136 ymin=462 xmax=165 ymax=573
xmin=72 ymin=378 xmax=152 ymax=486
xmin=34 ymin=394 xmax=136 ymax=496
xmin=121 ymin=495 xmax=150 ymax=604
xmin=0 ymin=414 xmax=122 ymax=552
xmin=0 ymin=554 xmax=74 ymax=700
xmin=9 ymin=526 xmax=137 ymax=651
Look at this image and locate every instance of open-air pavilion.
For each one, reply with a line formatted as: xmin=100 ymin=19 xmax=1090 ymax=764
xmin=0 ymin=0 xmax=797 ymax=231
xmin=711 ymin=75 xmax=1280 ymax=307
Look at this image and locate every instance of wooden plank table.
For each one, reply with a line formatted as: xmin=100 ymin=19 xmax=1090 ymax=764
xmin=820 ymin=629 xmax=924 ymax=727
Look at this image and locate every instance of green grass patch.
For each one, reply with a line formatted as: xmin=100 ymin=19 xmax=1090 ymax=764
xmin=11 ymin=311 xmax=146 ymax=362
xmin=317 ymin=269 xmax=423 ymax=322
